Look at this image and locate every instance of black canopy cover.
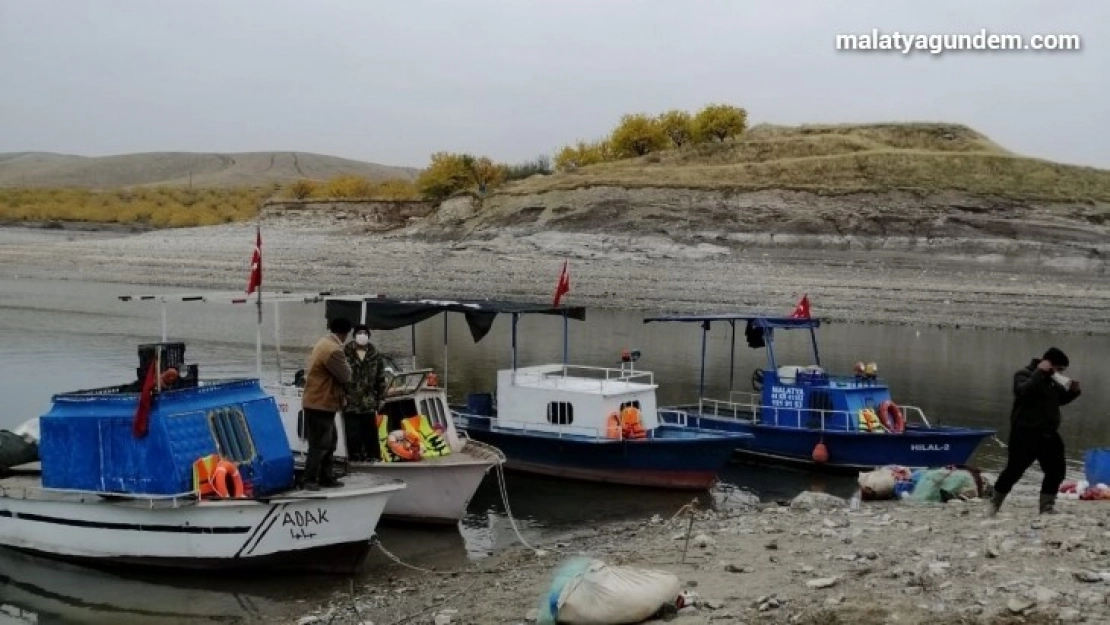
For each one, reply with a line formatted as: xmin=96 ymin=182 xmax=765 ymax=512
xmin=325 ymin=297 xmax=586 ymax=343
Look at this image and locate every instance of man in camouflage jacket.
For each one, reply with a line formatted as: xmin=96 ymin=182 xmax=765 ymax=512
xmin=343 ymin=324 xmax=387 ymax=461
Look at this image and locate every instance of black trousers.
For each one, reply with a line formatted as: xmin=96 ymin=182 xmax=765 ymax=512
xmin=993 ymin=428 xmax=1067 ymax=496
xmin=343 ymin=411 xmax=375 ymax=460
xmin=303 ymin=408 xmax=338 ymax=485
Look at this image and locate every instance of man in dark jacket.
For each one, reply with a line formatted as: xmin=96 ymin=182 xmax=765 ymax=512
xmin=989 ymin=347 xmax=1081 ymax=516
xmin=342 ymin=324 xmax=387 ymax=461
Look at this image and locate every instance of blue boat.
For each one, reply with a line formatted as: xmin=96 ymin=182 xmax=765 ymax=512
xmin=0 ymin=341 xmax=405 ymax=573
xmin=322 ymin=297 xmax=754 ymax=490
xmin=642 ymin=314 xmax=996 ymax=472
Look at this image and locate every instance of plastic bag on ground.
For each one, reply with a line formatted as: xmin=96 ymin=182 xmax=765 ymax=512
xmin=538 ymin=557 xmax=680 ymax=625
xmin=858 ymin=468 xmax=897 ymax=500
xmin=908 ymin=468 xmax=979 ymax=502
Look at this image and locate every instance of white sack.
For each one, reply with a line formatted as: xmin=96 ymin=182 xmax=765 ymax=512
xmin=554 ymin=559 xmax=680 ymax=625
xmin=858 ymin=468 xmax=896 ymax=499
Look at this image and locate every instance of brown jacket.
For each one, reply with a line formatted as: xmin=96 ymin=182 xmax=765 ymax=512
xmin=302 ymin=334 xmax=353 ymax=411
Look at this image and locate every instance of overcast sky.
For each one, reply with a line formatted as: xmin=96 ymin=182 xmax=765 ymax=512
xmin=1 ymin=1 xmax=1106 ymax=169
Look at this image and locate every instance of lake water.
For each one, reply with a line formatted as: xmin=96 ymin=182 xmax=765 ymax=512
xmin=1 ymin=277 xmax=1108 ymax=623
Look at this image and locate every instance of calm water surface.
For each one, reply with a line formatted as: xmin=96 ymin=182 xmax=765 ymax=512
xmin=1 ymin=277 xmax=1108 ymax=623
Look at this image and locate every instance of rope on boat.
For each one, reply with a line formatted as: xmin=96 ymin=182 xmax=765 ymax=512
xmin=492 ymin=459 xmax=542 ymax=554
xmin=992 ymin=435 xmax=1008 ymax=449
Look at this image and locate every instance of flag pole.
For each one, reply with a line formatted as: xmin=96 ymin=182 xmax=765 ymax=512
xmin=562 ymin=310 xmax=568 ymax=365
xmin=254 ymin=224 xmax=263 ymax=380
xmin=273 ymin=299 xmax=283 ymax=384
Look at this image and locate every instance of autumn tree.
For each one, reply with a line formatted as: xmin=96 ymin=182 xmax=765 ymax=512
xmin=692 ymin=103 xmax=748 ymax=142
xmin=415 ymin=152 xmax=474 ymax=201
xmin=372 ymin=178 xmax=420 ymax=200
xmin=657 ymin=110 xmax=693 ymax=148
xmin=609 ymin=113 xmax=668 ymax=158
xmin=462 ymin=155 xmax=508 ymax=194
xmin=325 ymin=174 xmax=375 ymax=198
xmin=554 ymin=140 xmax=613 ymax=171
xmin=287 ymin=179 xmax=315 ymax=199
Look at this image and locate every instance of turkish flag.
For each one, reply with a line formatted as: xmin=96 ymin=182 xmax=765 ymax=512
xmin=133 ymin=359 xmax=157 ymax=438
xmin=789 ymin=294 xmax=811 ymax=319
xmin=552 ymin=260 xmax=570 ymax=307
xmin=246 ymin=226 xmax=261 ymax=295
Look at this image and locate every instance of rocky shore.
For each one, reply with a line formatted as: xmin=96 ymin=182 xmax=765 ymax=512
xmin=294 ymin=488 xmax=1110 ymax=625
xmin=1 ymin=218 xmax=1108 ymax=335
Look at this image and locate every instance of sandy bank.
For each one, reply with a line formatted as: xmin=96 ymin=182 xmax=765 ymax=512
xmin=294 ymin=489 xmax=1110 ymax=625
xmin=0 ymin=221 xmax=1107 ymax=335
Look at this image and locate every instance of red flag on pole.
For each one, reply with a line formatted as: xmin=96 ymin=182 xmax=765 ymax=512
xmin=789 ymin=293 xmax=811 ymax=319
xmin=552 ymin=260 xmax=570 ymax=307
xmin=132 ymin=359 xmax=157 ymax=438
xmin=246 ymin=226 xmax=262 ymax=295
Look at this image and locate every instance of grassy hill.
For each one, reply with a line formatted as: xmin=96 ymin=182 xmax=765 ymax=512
xmin=503 ymin=123 xmax=1110 ymax=203
xmin=0 ymin=151 xmax=417 ymax=189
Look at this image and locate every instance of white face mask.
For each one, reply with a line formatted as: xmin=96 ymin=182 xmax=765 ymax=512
xmin=354 ymin=334 xmax=369 ymax=346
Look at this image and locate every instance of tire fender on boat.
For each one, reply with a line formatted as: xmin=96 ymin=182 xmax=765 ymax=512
xmin=878 ymin=400 xmax=905 ymax=434
xmin=210 ymin=459 xmax=245 ymax=498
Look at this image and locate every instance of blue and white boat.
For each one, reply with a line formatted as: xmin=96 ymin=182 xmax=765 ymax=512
xmin=0 ymin=342 xmax=405 ymax=573
xmin=643 ymin=314 xmax=996 ymax=472
xmin=322 ymin=297 xmax=754 ymax=491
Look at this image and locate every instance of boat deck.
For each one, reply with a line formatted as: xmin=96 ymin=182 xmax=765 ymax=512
xmin=507 ymin=365 xmax=657 ymax=396
xmin=299 ymin=438 xmax=504 ymax=470
xmin=0 ymin=471 xmax=405 ymax=507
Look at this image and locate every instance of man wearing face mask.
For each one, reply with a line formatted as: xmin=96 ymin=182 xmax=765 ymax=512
xmin=343 ymin=324 xmax=387 ymax=462
xmin=989 ymin=347 xmax=1082 ymax=516
xmin=300 ymin=317 xmax=353 ymax=491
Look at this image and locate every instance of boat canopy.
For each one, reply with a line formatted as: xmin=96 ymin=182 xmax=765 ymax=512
xmin=643 ymin=314 xmax=820 ymax=330
xmin=326 ymin=296 xmax=586 ymax=343
xmin=643 ymin=313 xmax=822 ymax=396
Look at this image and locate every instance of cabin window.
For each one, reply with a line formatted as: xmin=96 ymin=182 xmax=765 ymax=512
xmin=620 ymin=400 xmax=641 ymax=411
xmin=379 ymin=398 xmax=418 ymax=432
xmin=420 ymin=397 xmax=449 ymax=430
xmin=208 ymin=407 xmax=256 ymax=462
xmin=546 ymin=401 xmax=574 ymax=425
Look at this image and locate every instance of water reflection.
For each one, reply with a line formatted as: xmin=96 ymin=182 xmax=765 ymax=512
xmin=0 ymin=549 xmax=278 ymax=624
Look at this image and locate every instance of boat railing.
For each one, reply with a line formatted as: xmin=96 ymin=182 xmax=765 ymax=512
xmin=518 ymin=365 xmax=655 ymax=389
xmin=453 ymin=409 xmax=664 ymax=441
xmin=694 ymin=396 xmax=933 ymax=433
xmin=899 ymin=404 xmax=932 ymax=427
xmin=453 ymin=410 xmax=604 ymax=439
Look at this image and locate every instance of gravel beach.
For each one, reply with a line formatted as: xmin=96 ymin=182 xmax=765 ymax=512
xmin=297 ymin=487 xmax=1110 ymax=625
xmin=1 ymin=220 xmax=1108 ymax=336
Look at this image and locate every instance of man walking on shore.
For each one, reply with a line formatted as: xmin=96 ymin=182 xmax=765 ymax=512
xmin=301 ymin=317 xmax=353 ymax=491
xmin=989 ymin=347 xmax=1081 ymax=516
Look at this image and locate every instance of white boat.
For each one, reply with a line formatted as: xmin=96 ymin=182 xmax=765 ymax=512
xmin=0 ymin=471 xmax=400 ymax=573
xmin=0 ymin=343 xmax=405 ymax=574
xmin=271 ymin=368 xmax=504 ymax=526
xmin=117 ymin=290 xmax=504 ymax=527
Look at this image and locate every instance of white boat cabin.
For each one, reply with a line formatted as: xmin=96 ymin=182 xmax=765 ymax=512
xmin=493 ymin=364 xmax=660 ymax=439
xmin=269 ymin=369 xmax=462 ymax=459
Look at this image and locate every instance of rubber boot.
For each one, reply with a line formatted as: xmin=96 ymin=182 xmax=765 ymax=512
xmin=987 ymin=490 xmax=1007 ymax=517
xmin=1039 ymin=493 xmax=1058 ymax=515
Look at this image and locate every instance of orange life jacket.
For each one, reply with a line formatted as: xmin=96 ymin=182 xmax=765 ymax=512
xmin=620 ymin=406 xmax=647 ymax=439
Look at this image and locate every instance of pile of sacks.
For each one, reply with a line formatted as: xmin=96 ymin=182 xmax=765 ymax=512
xmin=1059 ymin=480 xmax=1110 ymax=501
xmin=858 ymin=465 xmax=986 ymax=502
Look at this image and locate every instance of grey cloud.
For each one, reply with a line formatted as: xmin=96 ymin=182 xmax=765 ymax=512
xmin=0 ymin=0 xmax=1105 ymax=168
